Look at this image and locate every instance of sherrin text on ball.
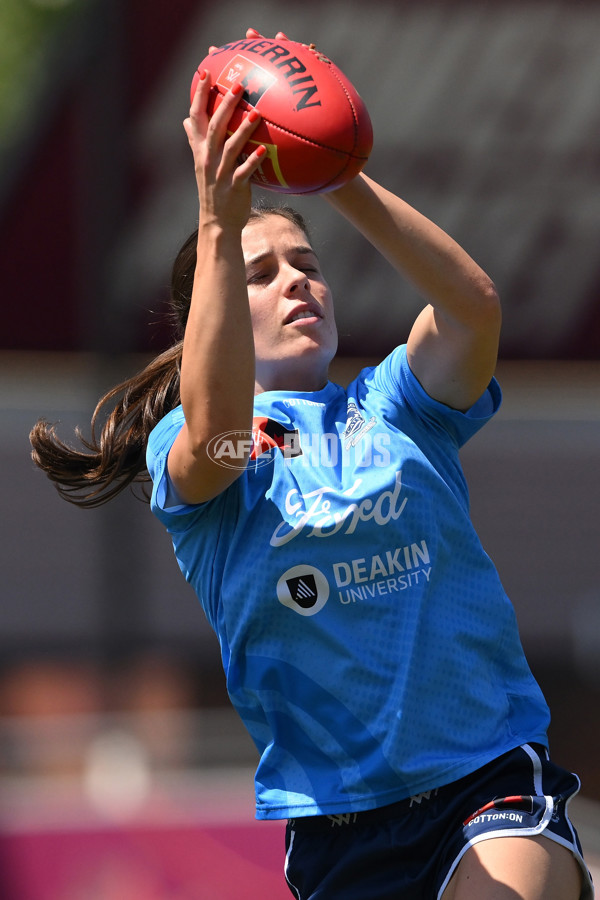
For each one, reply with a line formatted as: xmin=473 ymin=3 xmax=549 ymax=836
xmin=191 ymin=36 xmax=373 ymax=194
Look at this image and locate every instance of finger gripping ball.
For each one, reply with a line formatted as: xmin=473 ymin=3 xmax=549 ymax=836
xmin=191 ymin=37 xmax=373 ymax=194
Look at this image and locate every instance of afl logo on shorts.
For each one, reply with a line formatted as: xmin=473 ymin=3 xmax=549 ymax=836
xmin=277 ymin=565 xmax=329 ymax=616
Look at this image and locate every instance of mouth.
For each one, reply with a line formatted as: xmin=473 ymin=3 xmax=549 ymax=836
xmin=284 ymin=304 xmax=324 ymax=325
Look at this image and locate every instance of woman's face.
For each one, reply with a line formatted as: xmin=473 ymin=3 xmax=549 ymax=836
xmin=241 ymin=214 xmax=338 ymax=393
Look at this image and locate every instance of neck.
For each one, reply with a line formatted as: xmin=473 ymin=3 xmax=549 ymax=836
xmin=254 ymin=365 xmax=329 ymax=395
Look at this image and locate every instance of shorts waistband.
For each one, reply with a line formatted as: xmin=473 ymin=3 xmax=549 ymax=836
xmin=287 ymin=792 xmax=438 ymax=832
xmin=286 ymin=746 xmax=551 ymax=833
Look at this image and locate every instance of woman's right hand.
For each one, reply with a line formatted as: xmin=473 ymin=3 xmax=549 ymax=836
xmin=183 ymin=70 xmax=265 ymax=232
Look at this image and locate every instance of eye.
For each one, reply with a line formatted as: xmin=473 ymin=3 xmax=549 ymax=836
xmin=247 ymin=270 xmax=271 ymax=285
xmin=295 ymin=262 xmax=320 ymax=278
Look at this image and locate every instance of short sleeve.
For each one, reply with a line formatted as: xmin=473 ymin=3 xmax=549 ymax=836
xmin=146 ymin=406 xmax=197 ymax=520
xmin=366 ymin=344 xmax=502 ymax=448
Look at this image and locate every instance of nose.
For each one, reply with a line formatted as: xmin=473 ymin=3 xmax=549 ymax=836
xmin=284 ymin=266 xmax=310 ymax=295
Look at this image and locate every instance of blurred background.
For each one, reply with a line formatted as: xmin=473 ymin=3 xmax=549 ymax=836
xmin=1 ymin=0 xmax=599 ymax=896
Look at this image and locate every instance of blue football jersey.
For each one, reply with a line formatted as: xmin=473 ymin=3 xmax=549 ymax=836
xmin=147 ymin=345 xmax=550 ymax=819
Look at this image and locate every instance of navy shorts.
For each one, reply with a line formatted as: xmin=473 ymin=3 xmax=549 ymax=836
xmin=284 ymin=743 xmax=594 ymax=900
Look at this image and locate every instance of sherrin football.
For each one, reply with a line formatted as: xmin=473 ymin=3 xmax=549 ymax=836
xmin=191 ymin=36 xmax=373 ymax=194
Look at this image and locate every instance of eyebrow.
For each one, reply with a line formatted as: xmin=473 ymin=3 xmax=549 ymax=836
xmin=245 ymin=245 xmax=317 ymax=269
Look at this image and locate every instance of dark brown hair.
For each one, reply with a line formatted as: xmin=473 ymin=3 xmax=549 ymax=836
xmin=29 ymin=204 xmax=312 ymax=508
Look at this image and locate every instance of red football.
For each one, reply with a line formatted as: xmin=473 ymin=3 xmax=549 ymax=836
xmin=191 ymin=36 xmax=373 ymax=194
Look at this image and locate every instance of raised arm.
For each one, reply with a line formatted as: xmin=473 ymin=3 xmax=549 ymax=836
xmin=167 ymin=73 xmax=265 ymax=504
xmin=325 ymin=173 xmax=501 ymax=411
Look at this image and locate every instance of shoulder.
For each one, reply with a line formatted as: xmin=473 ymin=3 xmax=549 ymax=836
xmin=147 ymin=406 xmax=185 ymax=461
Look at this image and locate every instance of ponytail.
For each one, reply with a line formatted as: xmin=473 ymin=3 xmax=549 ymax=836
xmin=30 ymin=342 xmax=183 ymax=508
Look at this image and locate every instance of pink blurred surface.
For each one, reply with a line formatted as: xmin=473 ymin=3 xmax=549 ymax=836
xmin=0 ymin=821 xmax=289 ymax=899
